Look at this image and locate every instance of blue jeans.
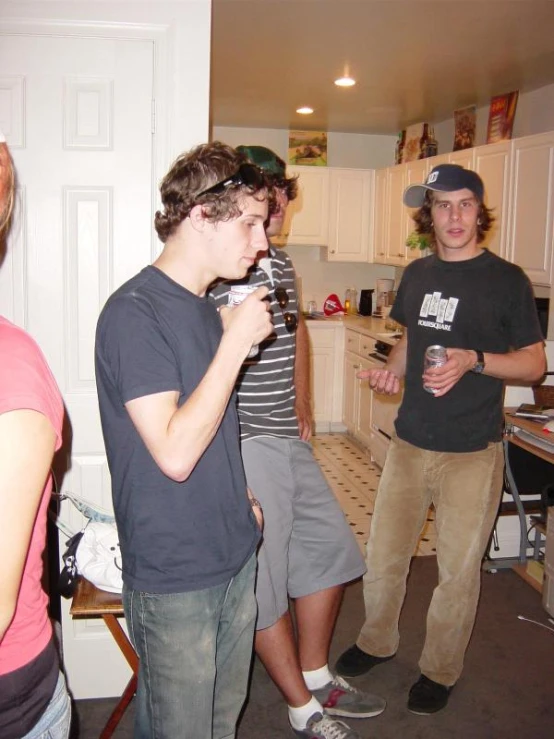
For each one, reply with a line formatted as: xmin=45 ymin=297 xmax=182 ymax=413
xmin=123 ymin=553 xmax=257 ymax=739
xmin=22 ymin=672 xmax=71 ymax=739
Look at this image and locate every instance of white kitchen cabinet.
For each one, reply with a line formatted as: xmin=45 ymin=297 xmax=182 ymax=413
xmin=384 ymin=165 xmax=407 ymax=266
xmin=356 ymin=356 xmax=373 ymax=448
xmin=371 ymin=167 xmax=388 ymax=263
xmin=327 ymin=168 xmax=373 ymax=262
xmin=474 ymin=142 xmax=510 ymax=257
xmin=343 ymin=350 xmax=361 ymax=435
xmin=374 ymin=160 xmax=429 ymax=267
xmin=506 ymin=132 xmax=554 ymax=286
xmin=342 ymin=330 xmax=379 ymax=450
xmin=307 ymin=323 xmax=345 ymax=431
xmin=343 ymin=351 xmax=373 ymax=447
xmin=449 ymin=149 xmax=475 ymax=169
xmin=278 ymin=166 xmax=329 ymax=246
xmin=403 ymin=158 xmax=429 ymax=264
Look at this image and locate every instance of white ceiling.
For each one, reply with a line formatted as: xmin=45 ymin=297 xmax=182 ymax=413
xmin=210 ymin=0 xmax=554 ymax=134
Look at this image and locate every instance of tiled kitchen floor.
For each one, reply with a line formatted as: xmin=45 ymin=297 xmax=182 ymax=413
xmin=312 ymin=433 xmax=437 ymax=556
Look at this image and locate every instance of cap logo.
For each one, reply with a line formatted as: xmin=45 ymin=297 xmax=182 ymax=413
xmin=426 ymin=171 xmax=439 ymax=184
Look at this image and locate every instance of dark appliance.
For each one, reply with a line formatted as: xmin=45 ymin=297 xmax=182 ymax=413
xmin=359 ymin=289 xmax=374 ymax=316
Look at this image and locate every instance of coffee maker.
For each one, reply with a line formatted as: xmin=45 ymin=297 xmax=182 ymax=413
xmin=358 ymin=289 xmax=374 ymax=316
xmin=375 ymin=279 xmax=395 ymax=315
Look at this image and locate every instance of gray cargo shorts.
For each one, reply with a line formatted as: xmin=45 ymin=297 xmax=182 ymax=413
xmin=241 ymin=436 xmax=366 ymax=630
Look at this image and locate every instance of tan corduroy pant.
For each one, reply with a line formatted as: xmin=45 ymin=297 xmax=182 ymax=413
xmin=357 ymin=434 xmax=504 ymax=686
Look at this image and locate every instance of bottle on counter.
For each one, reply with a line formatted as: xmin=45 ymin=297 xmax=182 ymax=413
xmin=344 ymin=287 xmax=358 ymax=314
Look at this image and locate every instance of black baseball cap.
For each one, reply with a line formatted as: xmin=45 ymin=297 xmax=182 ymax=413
xmin=236 ymin=145 xmax=286 ymax=177
xmin=403 ymin=164 xmax=485 ymax=207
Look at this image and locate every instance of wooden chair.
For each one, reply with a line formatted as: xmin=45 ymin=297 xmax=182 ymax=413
xmin=70 ymin=578 xmax=138 ymax=738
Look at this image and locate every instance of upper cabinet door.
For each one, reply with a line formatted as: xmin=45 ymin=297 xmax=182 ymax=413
xmin=371 ymin=168 xmax=389 ymax=263
xmin=449 ymin=149 xmax=475 ymax=169
xmin=506 ymin=132 xmax=554 ymax=286
xmin=279 ymin=166 xmax=329 ymax=245
xmin=385 ymin=165 xmax=407 ymax=265
xmin=474 ymin=142 xmax=510 ymax=257
xmin=327 ymin=168 xmax=373 ymax=262
xmin=403 ymin=159 xmax=429 ymax=263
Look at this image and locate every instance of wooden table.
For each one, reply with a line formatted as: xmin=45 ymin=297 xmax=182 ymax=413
xmin=70 ymin=578 xmax=138 ymax=738
xmin=501 ymin=409 xmax=554 ymax=589
xmin=504 ymin=408 xmax=554 ymax=465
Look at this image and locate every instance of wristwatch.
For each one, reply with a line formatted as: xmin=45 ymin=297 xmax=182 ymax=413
xmin=471 ymin=350 xmax=485 ymax=374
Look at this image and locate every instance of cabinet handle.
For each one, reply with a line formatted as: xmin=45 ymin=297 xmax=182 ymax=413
xmin=330 ymin=249 xmax=336 ymax=254
xmin=397 ymin=252 xmax=404 ymax=257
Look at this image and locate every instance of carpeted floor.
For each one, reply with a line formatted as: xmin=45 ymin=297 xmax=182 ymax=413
xmin=71 ymin=556 xmax=554 ymax=738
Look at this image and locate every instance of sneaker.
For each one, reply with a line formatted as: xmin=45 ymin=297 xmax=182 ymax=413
xmin=335 ymin=644 xmax=396 ymax=678
xmin=312 ymin=675 xmax=386 ymax=718
xmin=291 ymin=711 xmax=362 ymax=739
xmin=407 ymin=674 xmax=452 ymax=715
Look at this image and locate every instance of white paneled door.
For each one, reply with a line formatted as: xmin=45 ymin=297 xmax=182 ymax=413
xmin=0 ymin=33 xmax=154 ymax=698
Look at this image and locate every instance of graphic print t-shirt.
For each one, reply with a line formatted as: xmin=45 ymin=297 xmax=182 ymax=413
xmin=390 ymin=250 xmax=543 ymax=452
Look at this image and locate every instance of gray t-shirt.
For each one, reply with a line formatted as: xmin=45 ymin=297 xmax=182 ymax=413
xmin=95 ymin=266 xmax=259 ymax=594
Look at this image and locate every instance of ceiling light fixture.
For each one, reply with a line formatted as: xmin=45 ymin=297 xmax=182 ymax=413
xmin=334 ymin=76 xmax=356 ymax=87
xmin=296 ymin=106 xmax=314 ymax=115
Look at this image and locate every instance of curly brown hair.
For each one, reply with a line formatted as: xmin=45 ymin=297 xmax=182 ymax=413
xmin=266 ymin=165 xmax=298 ymax=203
xmin=0 ymin=142 xmax=15 ymax=237
xmin=154 ymin=141 xmax=270 ymax=243
xmin=413 ymin=190 xmax=495 ymax=245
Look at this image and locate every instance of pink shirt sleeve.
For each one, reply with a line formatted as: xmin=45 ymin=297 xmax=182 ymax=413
xmin=0 ymin=318 xmax=63 ymax=447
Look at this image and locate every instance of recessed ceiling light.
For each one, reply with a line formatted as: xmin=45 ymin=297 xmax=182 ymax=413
xmin=296 ymin=106 xmax=314 ymax=115
xmin=335 ymin=76 xmax=356 ymax=87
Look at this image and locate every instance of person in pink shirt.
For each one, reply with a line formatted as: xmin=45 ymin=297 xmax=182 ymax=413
xmin=0 ymin=133 xmax=71 ymax=738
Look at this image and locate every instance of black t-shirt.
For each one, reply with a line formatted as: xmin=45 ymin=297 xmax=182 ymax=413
xmin=391 ymin=250 xmax=543 ymax=452
xmin=95 ymin=266 xmax=260 ymax=593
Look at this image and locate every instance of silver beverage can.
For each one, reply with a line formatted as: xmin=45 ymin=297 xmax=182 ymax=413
xmin=227 ymin=284 xmax=259 ymax=358
xmin=423 ymin=345 xmax=447 ymax=394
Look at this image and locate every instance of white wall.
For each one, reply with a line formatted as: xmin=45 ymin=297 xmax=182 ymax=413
xmin=212 ymin=125 xmax=397 ymax=310
xmin=212 ymin=126 xmax=396 ymax=169
xmin=434 ymin=82 xmax=554 ymax=155
xmin=288 ymin=246 xmax=395 ymax=312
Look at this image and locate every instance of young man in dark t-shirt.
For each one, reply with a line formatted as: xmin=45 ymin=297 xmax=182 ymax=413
xmin=336 ymin=165 xmax=546 ymax=714
xmin=95 ymin=142 xmax=273 ymax=739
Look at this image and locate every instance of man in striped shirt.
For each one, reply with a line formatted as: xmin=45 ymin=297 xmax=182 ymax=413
xmin=210 ymin=146 xmax=385 ymax=739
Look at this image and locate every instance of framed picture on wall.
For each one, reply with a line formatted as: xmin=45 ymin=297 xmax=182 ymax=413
xmin=486 ymin=91 xmax=519 ymax=144
xmin=401 ymin=123 xmax=424 ymax=162
xmin=288 ymin=131 xmax=327 ymax=166
xmin=453 ymin=105 xmax=476 ymax=150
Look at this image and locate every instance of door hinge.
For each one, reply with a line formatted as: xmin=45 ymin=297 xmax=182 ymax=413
xmin=151 ymin=99 xmax=156 ymax=134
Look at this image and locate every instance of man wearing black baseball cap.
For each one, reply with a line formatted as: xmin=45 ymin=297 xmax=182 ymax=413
xmin=211 ymin=145 xmax=383 ymax=738
xmin=403 ymin=163 xmax=484 ymax=207
xmin=336 ymin=164 xmax=546 ymax=715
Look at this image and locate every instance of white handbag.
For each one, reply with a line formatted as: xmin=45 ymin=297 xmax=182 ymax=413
xmin=75 ymin=521 xmax=123 ymax=594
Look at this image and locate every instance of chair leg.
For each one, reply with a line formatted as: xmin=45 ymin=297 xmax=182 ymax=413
xmin=99 ymin=674 xmax=137 ymax=739
xmin=503 ymin=438 xmax=529 ymax=565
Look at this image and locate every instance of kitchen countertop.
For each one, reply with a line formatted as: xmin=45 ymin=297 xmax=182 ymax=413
xmin=304 ymin=313 xmax=402 ymax=346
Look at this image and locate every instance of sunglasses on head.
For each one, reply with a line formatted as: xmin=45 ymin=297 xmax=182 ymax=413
xmin=197 ymin=163 xmax=265 ymax=198
xmin=274 ymin=286 xmax=298 ymax=333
